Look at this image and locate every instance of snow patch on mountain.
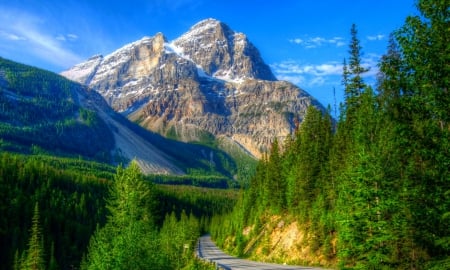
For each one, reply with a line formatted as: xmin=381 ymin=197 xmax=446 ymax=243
xmin=175 ymin=18 xmax=221 ymax=44
xmin=61 ymin=55 xmax=103 ymax=84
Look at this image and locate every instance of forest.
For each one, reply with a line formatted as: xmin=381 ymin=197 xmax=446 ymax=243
xmin=0 ymin=57 xmax=115 ymax=161
xmin=210 ymin=1 xmax=449 ymax=269
xmin=0 ymin=153 xmax=236 ymax=269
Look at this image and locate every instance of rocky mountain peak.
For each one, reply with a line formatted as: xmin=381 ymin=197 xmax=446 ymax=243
xmin=173 ymin=18 xmax=276 ymax=82
xmin=62 ymin=19 xmax=324 ymax=158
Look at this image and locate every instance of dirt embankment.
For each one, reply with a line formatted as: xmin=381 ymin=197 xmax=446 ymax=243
xmin=239 ymin=215 xmax=336 ymax=268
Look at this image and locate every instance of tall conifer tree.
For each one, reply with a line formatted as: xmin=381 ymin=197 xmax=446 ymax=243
xmin=24 ymin=203 xmax=45 ymax=270
xmin=343 ymin=24 xmax=369 ymax=119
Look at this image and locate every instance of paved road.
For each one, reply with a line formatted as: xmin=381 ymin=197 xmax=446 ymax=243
xmin=197 ymin=235 xmax=324 ymax=270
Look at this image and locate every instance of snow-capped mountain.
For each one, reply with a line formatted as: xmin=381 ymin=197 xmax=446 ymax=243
xmin=62 ymin=18 xmax=324 ymax=157
xmin=172 ymin=19 xmax=276 ymax=82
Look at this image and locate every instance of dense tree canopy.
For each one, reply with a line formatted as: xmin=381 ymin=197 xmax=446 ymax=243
xmin=0 ymin=153 xmax=234 ymax=269
xmin=211 ymin=1 xmax=449 ymax=268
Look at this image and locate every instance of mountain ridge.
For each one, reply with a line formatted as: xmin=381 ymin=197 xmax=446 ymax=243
xmin=62 ymin=18 xmax=325 ymax=157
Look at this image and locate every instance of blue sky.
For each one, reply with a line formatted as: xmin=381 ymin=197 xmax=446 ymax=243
xmin=1 ymin=0 xmax=417 ymax=109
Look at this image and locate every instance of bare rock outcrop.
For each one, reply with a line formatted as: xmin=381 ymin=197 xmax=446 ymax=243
xmin=62 ymin=18 xmax=324 ymax=157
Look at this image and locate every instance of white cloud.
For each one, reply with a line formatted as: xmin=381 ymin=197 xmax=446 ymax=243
xmin=367 ymin=34 xmax=385 ymax=41
xmin=314 ymin=64 xmax=343 ymax=76
xmin=0 ymin=9 xmax=83 ymax=69
xmin=272 ymin=55 xmax=381 ymax=89
xmin=271 ymin=60 xmax=341 ymax=88
xmin=361 ymin=53 xmax=381 ymax=77
xmin=56 ymin=33 xmax=79 ymax=42
xmin=290 ymin=38 xmax=303 ymax=44
xmin=271 ymin=61 xmax=343 ymax=77
xmin=289 ymin=35 xmax=345 ymax=48
xmin=0 ymin=30 xmax=26 ymax=41
xmin=67 ymin=33 xmax=78 ymax=40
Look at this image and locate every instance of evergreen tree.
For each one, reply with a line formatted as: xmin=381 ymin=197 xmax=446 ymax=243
xmin=24 ymin=203 xmax=45 ymax=270
xmin=267 ymin=139 xmax=285 ymax=213
xmin=207 ymin=2 xmax=449 ymax=268
xmin=392 ymin=0 xmax=449 ymax=265
xmin=347 ymin=24 xmax=369 ymax=97
xmin=83 ymin=161 xmax=165 ymax=270
xmin=343 ymin=24 xmax=369 ymax=119
xmin=377 ymin=34 xmax=407 ymax=118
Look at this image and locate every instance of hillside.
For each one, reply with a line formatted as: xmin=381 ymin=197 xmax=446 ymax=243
xmin=0 ymin=57 xmax=240 ymax=176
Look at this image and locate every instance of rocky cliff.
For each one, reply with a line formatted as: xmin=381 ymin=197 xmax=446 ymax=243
xmin=62 ymin=18 xmax=323 ymax=157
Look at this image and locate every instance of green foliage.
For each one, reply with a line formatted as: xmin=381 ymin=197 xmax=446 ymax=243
xmin=159 ymin=211 xmax=200 ymax=269
xmin=82 ymin=162 xmax=165 ymax=269
xmin=342 ymin=24 xmax=369 ymax=120
xmin=148 ymin=173 xmax=236 ymax=189
xmin=23 ymin=203 xmax=46 ymax=270
xmin=83 ymin=162 xmax=222 ymax=270
xmin=211 ymin=2 xmax=449 ymax=268
xmin=0 ymin=152 xmax=110 ymax=270
xmin=266 ymin=139 xmax=285 ymax=213
xmin=216 ymin=136 xmax=258 ymax=186
xmin=0 ymin=57 xmax=114 ymax=162
xmin=0 ymin=149 xmax=237 ymax=269
xmin=155 ymin=185 xmax=238 ymax=226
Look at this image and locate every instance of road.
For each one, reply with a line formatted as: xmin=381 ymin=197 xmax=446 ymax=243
xmin=197 ymin=235 xmax=324 ymax=270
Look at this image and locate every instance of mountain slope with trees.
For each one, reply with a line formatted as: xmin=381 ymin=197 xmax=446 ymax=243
xmin=0 ymin=57 xmax=246 ymax=178
xmin=210 ymin=1 xmax=449 ymax=268
xmin=0 ymin=57 xmax=115 ymax=161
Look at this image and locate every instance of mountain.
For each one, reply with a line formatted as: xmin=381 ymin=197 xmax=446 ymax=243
xmin=62 ymin=18 xmax=324 ymax=157
xmin=0 ymin=57 xmax=238 ymax=176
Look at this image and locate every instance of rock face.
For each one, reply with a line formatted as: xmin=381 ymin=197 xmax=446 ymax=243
xmin=62 ymin=18 xmax=323 ymax=157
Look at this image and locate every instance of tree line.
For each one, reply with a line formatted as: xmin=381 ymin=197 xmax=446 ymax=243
xmin=210 ymin=1 xmax=449 ymax=269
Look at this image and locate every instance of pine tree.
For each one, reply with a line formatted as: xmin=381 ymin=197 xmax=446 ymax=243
xmin=107 ymin=162 xmax=154 ymax=227
xmin=356 ymin=0 xmax=450 ymax=266
xmin=392 ymin=0 xmax=449 ymax=265
xmin=82 ymin=161 xmax=165 ymax=270
xmin=343 ymin=24 xmax=369 ymax=119
xmin=289 ymin=106 xmax=331 ymax=221
xmin=266 ymin=139 xmax=285 ymax=213
xmin=24 ymin=203 xmax=45 ymax=270
xmin=377 ymin=34 xmax=406 ymax=118
xmin=348 ymin=24 xmax=369 ymax=97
